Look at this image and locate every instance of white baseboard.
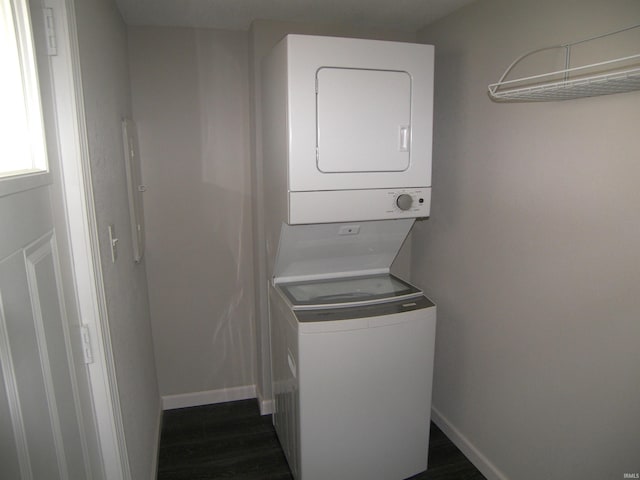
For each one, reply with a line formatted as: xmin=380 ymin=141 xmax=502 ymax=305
xmin=431 ymin=406 xmax=509 ymax=480
xmin=162 ymin=385 xmax=257 ymax=410
xmin=257 ymin=393 xmax=274 ymax=416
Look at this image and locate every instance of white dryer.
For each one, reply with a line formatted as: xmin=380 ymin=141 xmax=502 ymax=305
xmin=262 ymin=35 xmax=434 ymax=224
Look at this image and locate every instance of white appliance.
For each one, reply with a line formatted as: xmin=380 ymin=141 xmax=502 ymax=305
xmin=269 ymin=220 xmax=437 ymax=480
xmin=261 ymin=34 xmax=437 ymax=480
xmin=262 ymin=34 xmax=434 ymax=224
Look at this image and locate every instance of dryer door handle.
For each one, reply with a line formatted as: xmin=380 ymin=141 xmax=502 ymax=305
xmin=399 ymin=125 xmax=410 ymax=152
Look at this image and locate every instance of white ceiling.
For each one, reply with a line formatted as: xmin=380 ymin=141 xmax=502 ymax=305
xmin=114 ymin=0 xmax=475 ymax=32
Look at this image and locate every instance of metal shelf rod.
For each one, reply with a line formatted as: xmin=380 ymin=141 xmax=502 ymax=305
xmin=488 ymin=24 xmax=640 ymax=102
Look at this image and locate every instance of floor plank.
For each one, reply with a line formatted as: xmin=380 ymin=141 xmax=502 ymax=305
xmin=157 ymin=399 xmax=486 ymax=480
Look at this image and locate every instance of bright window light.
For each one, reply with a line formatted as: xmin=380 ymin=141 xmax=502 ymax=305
xmin=0 ymin=0 xmax=48 ymax=178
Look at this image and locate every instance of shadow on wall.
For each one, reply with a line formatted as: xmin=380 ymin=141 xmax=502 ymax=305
xmin=129 ymin=26 xmax=256 ymax=399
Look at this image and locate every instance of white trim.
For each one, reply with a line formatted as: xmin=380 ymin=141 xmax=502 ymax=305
xmin=257 ymin=390 xmax=274 ymax=415
xmin=259 ymin=399 xmax=274 ymax=416
xmin=162 ymin=385 xmax=257 ymax=411
xmin=24 ymin=233 xmax=70 ymax=480
xmin=0 ymin=171 xmax=52 ymax=198
xmin=48 ymin=232 xmax=93 ymax=478
xmin=431 ymin=406 xmax=509 ymax=480
xmin=46 ymin=0 xmax=130 ymax=478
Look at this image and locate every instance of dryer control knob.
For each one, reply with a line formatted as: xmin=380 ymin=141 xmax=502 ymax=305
xmin=396 ymin=194 xmax=413 ymax=211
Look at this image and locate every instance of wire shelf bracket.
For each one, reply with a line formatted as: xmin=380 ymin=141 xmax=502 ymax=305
xmin=488 ymin=24 xmax=640 ymax=102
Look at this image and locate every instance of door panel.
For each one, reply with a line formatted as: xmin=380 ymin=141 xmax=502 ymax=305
xmin=316 ymin=68 xmax=411 ymax=173
xmin=0 ymin=247 xmax=62 ymax=480
xmin=0 ymin=0 xmax=96 ymax=478
xmin=0 ymin=198 xmax=89 ymax=480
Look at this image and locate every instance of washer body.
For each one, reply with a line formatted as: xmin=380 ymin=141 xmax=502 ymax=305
xmin=270 ymin=274 xmax=436 ymax=480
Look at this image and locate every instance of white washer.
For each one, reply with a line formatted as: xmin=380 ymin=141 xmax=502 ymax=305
xmin=270 ymin=273 xmax=436 ymax=480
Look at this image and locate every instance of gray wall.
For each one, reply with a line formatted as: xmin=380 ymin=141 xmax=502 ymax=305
xmin=125 ymin=20 xmax=416 ymax=408
xmin=74 ymin=0 xmax=161 ymax=478
xmin=127 ymin=27 xmax=256 ymax=400
xmin=414 ymin=1 xmax=640 ymax=479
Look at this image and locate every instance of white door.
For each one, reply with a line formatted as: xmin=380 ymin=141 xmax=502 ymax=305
xmin=0 ymin=0 xmax=100 ymax=478
xmin=316 ymin=67 xmax=411 ymax=174
xmin=282 ymin=35 xmax=434 ymax=192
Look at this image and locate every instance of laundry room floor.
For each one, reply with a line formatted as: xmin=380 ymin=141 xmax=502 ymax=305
xmin=157 ymin=399 xmax=486 ymax=480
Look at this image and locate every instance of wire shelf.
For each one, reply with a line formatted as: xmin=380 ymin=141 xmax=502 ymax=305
xmin=488 ymin=24 xmax=640 ymax=102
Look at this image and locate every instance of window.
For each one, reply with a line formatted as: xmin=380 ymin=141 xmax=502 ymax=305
xmin=0 ymin=0 xmax=48 ymax=179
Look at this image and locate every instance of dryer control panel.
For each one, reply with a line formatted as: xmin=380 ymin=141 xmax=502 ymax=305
xmin=289 ymin=188 xmax=431 ymax=224
xmin=390 ymin=190 xmax=426 ymax=213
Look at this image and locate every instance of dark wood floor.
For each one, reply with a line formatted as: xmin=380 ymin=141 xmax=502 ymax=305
xmin=157 ymin=399 xmax=486 ymax=480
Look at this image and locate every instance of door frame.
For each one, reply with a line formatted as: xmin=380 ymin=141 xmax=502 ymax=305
xmin=46 ymin=0 xmax=129 ymax=478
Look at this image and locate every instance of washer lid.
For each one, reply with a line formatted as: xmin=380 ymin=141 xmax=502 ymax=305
xmin=278 ymin=273 xmax=422 ymax=310
xmin=272 ymin=218 xmax=414 ymax=283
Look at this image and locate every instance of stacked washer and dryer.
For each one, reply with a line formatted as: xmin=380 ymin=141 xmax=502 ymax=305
xmin=261 ymin=35 xmax=436 ymax=480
